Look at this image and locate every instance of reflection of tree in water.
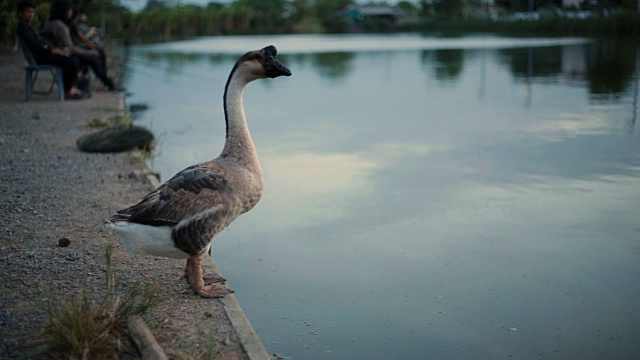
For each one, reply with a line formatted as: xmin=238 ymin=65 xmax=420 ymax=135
xmin=497 ymin=46 xmax=562 ymax=80
xmin=420 ymin=49 xmax=464 ymax=83
xmin=496 ymin=41 xmax=638 ymax=100
xmin=585 ymin=40 xmax=637 ymax=101
xmin=311 ymin=52 xmax=354 ymax=80
xmin=206 ymin=54 xmax=232 ymax=67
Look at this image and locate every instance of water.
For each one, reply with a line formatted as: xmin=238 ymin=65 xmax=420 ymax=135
xmin=119 ymin=34 xmax=640 ymax=359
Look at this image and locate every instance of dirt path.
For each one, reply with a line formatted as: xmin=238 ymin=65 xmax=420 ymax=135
xmin=0 ymin=47 xmax=253 ymax=359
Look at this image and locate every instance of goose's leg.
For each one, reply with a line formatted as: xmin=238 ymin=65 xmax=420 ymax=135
xmin=184 ymin=257 xmax=226 ymax=285
xmin=190 ymin=255 xmax=234 ymax=298
xmin=184 ymin=258 xmax=194 ymax=283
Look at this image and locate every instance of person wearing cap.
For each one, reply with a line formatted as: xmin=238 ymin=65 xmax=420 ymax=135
xmin=16 ymin=0 xmax=89 ymax=100
xmin=43 ymin=0 xmax=117 ymax=91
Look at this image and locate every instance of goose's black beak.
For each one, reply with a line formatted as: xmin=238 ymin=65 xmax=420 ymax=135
xmin=262 ymin=45 xmax=291 ymax=78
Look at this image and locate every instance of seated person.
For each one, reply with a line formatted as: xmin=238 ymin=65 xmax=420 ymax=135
xmin=42 ymin=0 xmax=117 ymax=91
xmin=72 ymin=13 xmax=111 ymax=89
xmin=16 ymin=0 xmax=88 ymax=100
xmin=75 ymin=13 xmax=103 ymax=50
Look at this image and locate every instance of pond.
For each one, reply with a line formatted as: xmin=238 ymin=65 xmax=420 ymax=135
xmin=118 ymin=34 xmax=640 ymax=359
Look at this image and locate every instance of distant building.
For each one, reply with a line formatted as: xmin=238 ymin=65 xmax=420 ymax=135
xmin=342 ymin=4 xmax=409 ymax=32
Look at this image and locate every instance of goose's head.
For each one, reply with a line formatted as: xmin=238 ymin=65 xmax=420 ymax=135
xmin=234 ymin=45 xmax=291 ymax=82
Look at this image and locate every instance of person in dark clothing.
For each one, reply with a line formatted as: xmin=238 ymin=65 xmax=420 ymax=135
xmin=16 ymin=0 xmax=88 ymax=99
xmin=43 ymin=0 xmax=117 ymax=91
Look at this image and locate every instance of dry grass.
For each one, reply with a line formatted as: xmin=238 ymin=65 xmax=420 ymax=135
xmin=33 ymin=245 xmax=163 ymax=359
xmin=86 ymin=112 xmax=133 ymax=128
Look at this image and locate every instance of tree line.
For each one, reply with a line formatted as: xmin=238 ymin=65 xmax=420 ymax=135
xmin=1 ymin=0 xmax=358 ymax=45
xmin=2 ymin=0 xmax=639 ymax=46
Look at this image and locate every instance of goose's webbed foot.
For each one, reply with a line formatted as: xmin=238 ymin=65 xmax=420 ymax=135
xmin=203 ymin=272 xmax=226 ymax=284
xmin=195 ymin=284 xmax=235 ymax=299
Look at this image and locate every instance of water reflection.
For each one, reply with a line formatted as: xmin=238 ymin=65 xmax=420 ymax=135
xmin=311 ymin=52 xmax=355 ymax=80
xmin=121 ymin=35 xmax=640 ymax=360
xmin=499 ymin=46 xmax=563 ymax=80
xmin=421 ymin=49 xmax=465 ymax=83
xmin=586 ymin=40 xmax=637 ymax=99
xmin=125 ymin=36 xmax=639 ymax=102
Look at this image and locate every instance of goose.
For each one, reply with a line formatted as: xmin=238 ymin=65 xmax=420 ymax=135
xmin=107 ymin=45 xmax=291 ymax=298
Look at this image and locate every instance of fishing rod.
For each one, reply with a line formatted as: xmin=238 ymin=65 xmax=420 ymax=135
xmin=109 ymin=53 xmax=227 ymax=84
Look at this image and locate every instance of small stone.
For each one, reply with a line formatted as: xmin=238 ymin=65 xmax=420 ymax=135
xmin=58 ymin=238 xmax=71 ymax=247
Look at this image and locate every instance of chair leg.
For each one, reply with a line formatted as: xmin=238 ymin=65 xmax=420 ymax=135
xmin=45 ymin=68 xmax=55 ymax=96
xmin=55 ymin=68 xmax=64 ymax=102
xmin=25 ymin=69 xmax=31 ymax=102
xmin=25 ymin=67 xmax=65 ymax=102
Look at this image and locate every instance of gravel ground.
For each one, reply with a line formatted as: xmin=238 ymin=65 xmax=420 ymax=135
xmin=0 ymin=47 xmax=249 ymax=359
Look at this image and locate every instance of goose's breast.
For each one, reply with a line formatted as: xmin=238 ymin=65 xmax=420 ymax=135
xmin=231 ymin=167 xmax=264 ymax=213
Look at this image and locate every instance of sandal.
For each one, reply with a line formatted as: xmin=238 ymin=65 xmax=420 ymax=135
xmin=66 ymin=91 xmax=91 ymax=100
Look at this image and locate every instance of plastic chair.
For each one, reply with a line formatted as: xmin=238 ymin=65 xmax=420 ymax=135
xmin=17 ymin=37 xmax=65 ymax=102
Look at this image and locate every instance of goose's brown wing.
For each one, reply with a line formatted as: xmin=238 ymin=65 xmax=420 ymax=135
xmin=111 ymin=164 xmax=232 ymax=227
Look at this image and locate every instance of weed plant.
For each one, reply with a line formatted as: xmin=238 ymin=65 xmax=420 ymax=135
xmin=35 ymin=245 xmax=162 ymax=359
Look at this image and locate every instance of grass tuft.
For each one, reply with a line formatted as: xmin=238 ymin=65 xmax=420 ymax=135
xmin=36 ymin=244 xmax=163 ymax=359
xmin=43 ymin=292 xmax=113 ymax=357
xmin=87 ymin=112 xmax=133 ymax=128
xmin=125 ymin=148 xmax=154 ymax=163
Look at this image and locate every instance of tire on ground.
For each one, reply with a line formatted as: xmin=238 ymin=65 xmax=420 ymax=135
xmin=76 ymin=126 xmax=154 ymax=153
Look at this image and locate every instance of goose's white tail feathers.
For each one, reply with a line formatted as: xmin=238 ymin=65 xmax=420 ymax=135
xmin=107 ymin=221 xmax=190 ymax=259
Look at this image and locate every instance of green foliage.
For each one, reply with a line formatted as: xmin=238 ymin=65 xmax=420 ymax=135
xmin=397 ymin=1 xmax=419 ymax=14
xmin=33 ymin=2 xmax=51 ymax=27
xmin=288 ymin=0 xmax=324 ymax=34
xmin=1 ymin=0 xmax=49 ymax=45
xmin=433 ymin=0 xmax=467 ymax=18
xmin=0 ymin=0 xmax=17 ymax=45
xmin=315 ymin=0 xmax=353 ymax=33
xmin=406 ymin=12 xmax=640 ymax=36
xmin=125 ymin=0 xmax=355 ymax=37
xmin=137 ymin=0 xmax=324 ymax=36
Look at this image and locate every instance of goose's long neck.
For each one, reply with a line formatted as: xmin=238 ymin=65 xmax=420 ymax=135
xmin=221 ymin=72 xmax=258 ymax=165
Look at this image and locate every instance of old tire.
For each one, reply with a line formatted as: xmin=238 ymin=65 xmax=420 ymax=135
xmin=76 ymin=125 xmax=154 ymax=153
